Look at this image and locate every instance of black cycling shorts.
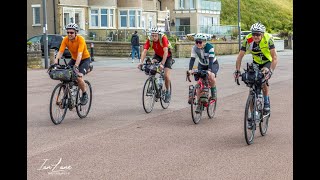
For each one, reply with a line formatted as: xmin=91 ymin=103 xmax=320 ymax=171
xmin=253 ymin=61 xmax=271 ymax=70
xmin=152 ymin=54 xmax=173 ymax=69
xmin=194 ymin=60 xmax=219 ymax=81
xmin=68 ymin=57 xmax=91 ymax=75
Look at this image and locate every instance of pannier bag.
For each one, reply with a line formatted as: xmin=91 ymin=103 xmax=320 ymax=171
xmin=241 ymin=71 xmax=264 ymax=85
xmin=144 ymin=64 xmax=158 ymax=75
xmin=49 ymin=68 xmax=73 ymax=81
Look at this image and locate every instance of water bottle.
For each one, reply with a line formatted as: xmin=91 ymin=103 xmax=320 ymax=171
xmin=254 ymin=110 xmax=260 ymax=122
xmin=71 ymin=86 xmax=77 ymax=103
xmin=158 ymin=76 xmax=163 ymax=87
xmin=257 ymin=94 xmax=263 ymax=110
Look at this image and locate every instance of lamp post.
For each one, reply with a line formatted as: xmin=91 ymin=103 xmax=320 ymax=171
xmin=42 ymin=0 xmax=49 ymax=68
xmin=237 ymin=0 xmax=241 ymax=51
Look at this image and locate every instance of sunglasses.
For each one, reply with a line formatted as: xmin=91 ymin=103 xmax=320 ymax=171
xmin=195 ymin=40 xmax=202 ymax=44
xmin=252 ymin=33 xmax=262 ymax=37
xmin=67 ymin=31 xmax=75 ymax=34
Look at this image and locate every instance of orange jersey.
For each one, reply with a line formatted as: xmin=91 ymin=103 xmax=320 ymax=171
xmin=59 ymin=35 xmax=90 ymax=60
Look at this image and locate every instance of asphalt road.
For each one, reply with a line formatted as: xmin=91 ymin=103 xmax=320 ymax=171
xmin=29 ymin=50 xmax=293 ymax=179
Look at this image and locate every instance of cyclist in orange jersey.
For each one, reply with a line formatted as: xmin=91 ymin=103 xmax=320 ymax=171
xmin=53 ymin=23 xmax=91 ymax=105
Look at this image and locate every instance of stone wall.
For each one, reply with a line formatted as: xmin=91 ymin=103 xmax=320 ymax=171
xmin=27 ymin=51 xmax=42 ymax=69
xmin=174 ymin=41 xmax=239 ymax=58
xmin=27 ymin=47 xmax=55 ymax=69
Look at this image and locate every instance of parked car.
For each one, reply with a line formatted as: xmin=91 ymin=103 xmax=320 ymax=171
xmin=27 ymin=34 xmax=71 ymax=58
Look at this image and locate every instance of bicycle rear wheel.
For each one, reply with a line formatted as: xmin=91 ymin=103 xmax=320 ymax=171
xmin=244 ymin=94 xmax=256 ymax=145
xmin=191 ymin=86 xmax=202 ymax=124
xmin=207 ymin=88 xmax=217 ymax=119
xmin=49 ymin=83 xmax=68 ymax=125
xmin=160 ymin=81 xmax=172 ymax=109
xmin=76 ymin=80 xmax=92 ymax=118
xmin=142 ymin=77 xmax=156 ymax=113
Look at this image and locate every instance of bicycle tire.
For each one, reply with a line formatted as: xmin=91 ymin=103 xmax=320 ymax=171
xmin=76 ymin=80 xmax=93 ymax=118
xmin=160 ymin=81 xmax=172 ymax=109
xmin=191 ymin=86 xmax=202 ymax=124
xmin=49 ymin=83 xmax=68 ymax=125
xmin=142 ymin=77 xmax=156 ymax=113
xmin=207 ymin=88 xmax=217 ymax=119
xmin=244 ymin=94 xmax=256 ymax=145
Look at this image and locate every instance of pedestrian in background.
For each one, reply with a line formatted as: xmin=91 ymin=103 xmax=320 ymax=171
xmin=130 ymin=31 xmax=141 ymax=63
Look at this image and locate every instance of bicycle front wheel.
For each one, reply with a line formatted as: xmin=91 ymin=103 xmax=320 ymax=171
xmin=76 ymin=80 xmax=92 ymax=118
xmin=191 ymin=86 xmax=202 ymax=124
xmin=207 ymin=88 xmax=217 ymax=119
xmin=244 ymin=94 xmax=256 ymax=145
xmin=49 ymin=83 xmax=68 ymax=125
xmin=160 ymin=81 xmax=172 ymax=109
xmin=142 ymin=77 xmax=156 ymax=113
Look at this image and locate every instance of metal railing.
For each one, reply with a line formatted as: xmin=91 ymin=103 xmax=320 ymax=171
xmin=83 ymin=25 xmax=238 ymax=42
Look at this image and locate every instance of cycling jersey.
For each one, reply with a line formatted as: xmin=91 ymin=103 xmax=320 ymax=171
xmin=241 ymin=33 xmax=275 ymax=64
xmin=144 ymin=35 xmax=172 ymax=57
xmin=189 ymin=43 xmax=219 ymax=75
xmin=190 ymin=43 xmax=217 ymax=65
xmin=59 ymin=35 xmax=90 ymax=60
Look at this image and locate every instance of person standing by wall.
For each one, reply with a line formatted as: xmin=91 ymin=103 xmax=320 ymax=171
xmin=130 ymin=31 xmax=141 ymax=63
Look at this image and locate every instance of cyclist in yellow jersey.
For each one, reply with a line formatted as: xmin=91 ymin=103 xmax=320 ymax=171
xmin=234 ymin=22 xmax=278 ymax=112
xmin=53 ymin=23 xmax=91 ymax=105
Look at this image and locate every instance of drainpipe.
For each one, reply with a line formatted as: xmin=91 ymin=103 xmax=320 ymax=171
xmin=53 ymin=0 xmax=57 ymax=34
xmin=157 ymin=0 xmax=162 ymax=29
xmin=158 ymin=0 xmax=162 ymax=10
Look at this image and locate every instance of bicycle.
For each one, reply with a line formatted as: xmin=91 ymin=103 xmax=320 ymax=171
xmin=186 ymin=69 xmax=217 ymax=124
xmin=47 ymin=58 xmax=93 ymax=125
xmin=140 ymin=58 xmax=172 ymax=113
xmin=235 ymin=62 xmax=270 ymax=145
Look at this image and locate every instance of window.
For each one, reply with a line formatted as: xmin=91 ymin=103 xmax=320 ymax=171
xmin=90 ymin=7 xmax=115 ymax=29
xmin=119 ymin=10 xmax=142 ymax=28
xmin=110 ymin=9 xmax=114 ymax=27
xmin=120 ymin=11 xmax=127 ymax=28
xmin=91 ymin=9 xmax=98 ymax=26
xmin=178 ymin=0 xmax=195 ymax=9
xmin=179 ymin=0 xmax=184 ymax=9
xmin=137 ymin=11 xmax=141 ymax=27
xmin=32 ymin=4 xmax=41 ymax=26
xmin=129 ymin=10 xmax=135 ymax=27
xmin=198 ymin=0 xmax=221 ymax=11
xmin=101 ymin=9 xmax=108 ymax=27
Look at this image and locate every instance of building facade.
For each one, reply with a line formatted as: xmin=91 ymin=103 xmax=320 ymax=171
xmin=27 ymin=0 xmax=228 ymax=41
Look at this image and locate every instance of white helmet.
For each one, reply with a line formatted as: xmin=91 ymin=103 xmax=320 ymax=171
xmin=66 ymin=23 xmax=79 ymax=32
xmin=150 ymin=26 xmax=161 ymax=34
xmin=194 ymin=33 xmax=207 ymax=41
xmin=250 ymin=22 xmax=266 ymax=33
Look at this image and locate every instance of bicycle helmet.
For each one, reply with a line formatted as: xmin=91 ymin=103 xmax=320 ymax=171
xmin=66 ymin=23 xmax=79 ymax=32
xmin=250 ymin=22 xmax=266 ymax=33
xmin=150 ymin=26 xmax=161 ymax=34
xmin=194 ymin=33 xmax=207 ymax=41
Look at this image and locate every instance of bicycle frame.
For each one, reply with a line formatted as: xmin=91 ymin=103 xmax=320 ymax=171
xmin=49 ymin=58 xmax=93 ymax=125
xmin=141 ymin=61 xmax=171 ymax=113
xmin=189 ymin=70 xmax=215 ymax=107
